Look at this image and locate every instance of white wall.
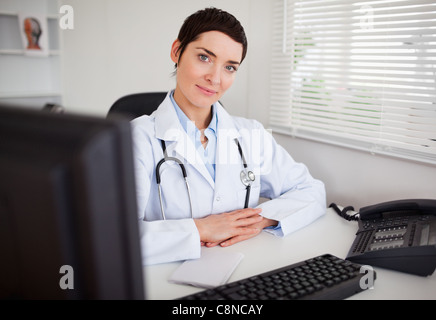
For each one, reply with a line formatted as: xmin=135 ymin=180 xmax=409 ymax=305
xmin=60 ymin=0 xmax=250 ymax=117
xmin=248 ymin=0 xmax=436 ymax=210
xmin=274 ymin=134 xmax=436 ymax=209
xmin=60 ymin=0 xmax=435 ymax=210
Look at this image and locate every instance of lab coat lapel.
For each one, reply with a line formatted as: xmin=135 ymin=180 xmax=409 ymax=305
xmin=172 ymin=135 xmax=215 ymax=188
xmin=154 ymin=95 xmax=215 ymax=188
xmin=214 ymin=104 xmax=241 ymax=198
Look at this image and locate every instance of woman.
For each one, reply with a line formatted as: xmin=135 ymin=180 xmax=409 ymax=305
xmin=131 ymin=7 xmax=326 ymax=265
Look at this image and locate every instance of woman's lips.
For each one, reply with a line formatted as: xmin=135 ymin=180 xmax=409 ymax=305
xmin=196 ymin=85 xmax=217 ymax=97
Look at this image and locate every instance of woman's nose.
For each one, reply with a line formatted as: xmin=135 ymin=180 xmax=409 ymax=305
xmin=205 ymin=66 xmax=221 ymax=86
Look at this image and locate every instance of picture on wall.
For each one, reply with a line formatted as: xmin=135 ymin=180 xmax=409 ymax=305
xmin=18 ymin=12 xmax=49 ymax=57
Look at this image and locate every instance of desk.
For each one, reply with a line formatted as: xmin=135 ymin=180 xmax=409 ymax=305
xmin=144 ymin=207 xmax=436 ymax=300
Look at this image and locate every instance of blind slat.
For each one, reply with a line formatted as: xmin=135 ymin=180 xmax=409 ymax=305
xmin=291 ymin=91 xmax=436 ymax=112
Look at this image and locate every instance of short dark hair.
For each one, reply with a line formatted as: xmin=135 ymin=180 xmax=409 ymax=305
xmin=175 ymin=7 xmax=248 ymax=68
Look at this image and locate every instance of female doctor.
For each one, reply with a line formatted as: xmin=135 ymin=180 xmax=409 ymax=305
xmin=131 ymin=7 xmax=326 ymax=265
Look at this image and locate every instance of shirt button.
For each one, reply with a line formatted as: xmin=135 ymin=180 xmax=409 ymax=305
xmin=215 ymin=196 xmax=221 ymax=202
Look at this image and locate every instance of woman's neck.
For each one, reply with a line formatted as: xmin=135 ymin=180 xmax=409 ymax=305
xmin=173 ymin=90 xmax=212 ymax=130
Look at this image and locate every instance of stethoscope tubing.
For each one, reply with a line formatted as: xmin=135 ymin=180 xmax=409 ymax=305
xmin=156 ymin=138 xmax=254 ymax=220
xmin=156 ymin=156 xmax=193 ymax=219
xmin=244 ymin=184 xmax=251 ymax=209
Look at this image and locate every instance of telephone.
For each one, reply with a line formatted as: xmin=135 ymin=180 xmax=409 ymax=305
xmin=330 ymin=199 xmax=436 ymax=276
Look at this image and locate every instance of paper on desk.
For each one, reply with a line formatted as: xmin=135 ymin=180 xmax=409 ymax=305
xmin=168 ymin=249 xmax=244 ymax=289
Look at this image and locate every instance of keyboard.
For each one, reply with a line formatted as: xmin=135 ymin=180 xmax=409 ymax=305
xmin=179 ymin=253 xmax=375 ymax=300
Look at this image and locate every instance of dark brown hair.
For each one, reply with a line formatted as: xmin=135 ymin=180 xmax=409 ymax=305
xmin=175 ymin=7 xmax=248 ymax=67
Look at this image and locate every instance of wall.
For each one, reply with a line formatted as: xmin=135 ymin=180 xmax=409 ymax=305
xmin=274 ymin=134 xmax=436 ymax=209
xmin=60 ymin=0 xmax=435 ymax=210
xmin=60 ymin=0 xmax=250 ymax=117
xmin=246 ymin=1 xmax=436 ymax=209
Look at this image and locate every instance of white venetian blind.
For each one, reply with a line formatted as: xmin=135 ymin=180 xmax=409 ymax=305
xmin=270 ymin=0 xmax=436 ymax=164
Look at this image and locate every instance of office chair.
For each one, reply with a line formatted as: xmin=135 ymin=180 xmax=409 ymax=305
xmin=107 ymin=92 xmax=167 ymax=120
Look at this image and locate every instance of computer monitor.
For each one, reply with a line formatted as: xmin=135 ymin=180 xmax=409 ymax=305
xmin=0 ymin=105 xmax=145 ymax=299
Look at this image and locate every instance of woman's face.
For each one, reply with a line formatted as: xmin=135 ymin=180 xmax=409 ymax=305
xmin=171 ymin=31 xmax=243 ymax=110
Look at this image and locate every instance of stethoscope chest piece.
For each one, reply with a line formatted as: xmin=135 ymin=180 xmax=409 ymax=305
xmin=240 ymin=170 xmax=255 ymax=187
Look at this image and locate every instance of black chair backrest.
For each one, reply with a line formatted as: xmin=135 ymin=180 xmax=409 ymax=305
xmin=107 ymin=92 xmax=167 ymax=120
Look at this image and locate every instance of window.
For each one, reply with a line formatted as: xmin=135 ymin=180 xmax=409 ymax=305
xmin=270 ymin=0 xmax=436 ymax=164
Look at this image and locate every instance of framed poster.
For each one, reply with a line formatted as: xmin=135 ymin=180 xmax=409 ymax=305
xmin=18 ymin=13 xmax=49 ymax=57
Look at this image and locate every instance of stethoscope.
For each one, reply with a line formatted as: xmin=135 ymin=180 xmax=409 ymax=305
xmin=156 ymin=138 xmax=255 ymax=220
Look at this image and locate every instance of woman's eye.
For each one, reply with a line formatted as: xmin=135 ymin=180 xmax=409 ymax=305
xmin=199 ymin=54 xmax=209 ymax=62
xmin=226 ymin=65 xmax=237 ymax=72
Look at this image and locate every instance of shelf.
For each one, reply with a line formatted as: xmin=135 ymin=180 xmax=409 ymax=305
xmin=0 ymin=92 xmax=62 ymax=99
xmin=0 ymin=49 xmax=60 ymax=55
xmin=0 ymin=0 xmax=63 ymax=106
xmin=0 ymin=11 xmax=59 ymax=19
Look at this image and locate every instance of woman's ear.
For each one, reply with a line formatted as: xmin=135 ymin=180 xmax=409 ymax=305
xmin=170 ymin=39 xmax=181 ymax=64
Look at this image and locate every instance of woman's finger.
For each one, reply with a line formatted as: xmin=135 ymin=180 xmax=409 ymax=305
xmin=220 ymin=231 xmax=260 ymax=247
xmin=231 ymin=208 xmax=262 ymax=219
xmin=233 ymin=214 xmax=263 ymax=227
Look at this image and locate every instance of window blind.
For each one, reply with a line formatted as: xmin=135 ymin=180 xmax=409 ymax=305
xmin=270 ymin=0 xmax=436 ymax=164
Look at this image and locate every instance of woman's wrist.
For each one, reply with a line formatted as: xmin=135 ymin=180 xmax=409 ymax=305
xmin=261 ymin=217 xmax=278 ymax=229
xmin=193 ymin=218 xmax=206 ymax=240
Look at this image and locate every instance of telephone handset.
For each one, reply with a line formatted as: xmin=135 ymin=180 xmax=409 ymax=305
xmin=331 ymin=199 xmax=436 ymax=276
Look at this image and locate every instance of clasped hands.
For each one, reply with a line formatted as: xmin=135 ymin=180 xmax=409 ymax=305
xmin=194 ymin=208 xmax=277 ymax=248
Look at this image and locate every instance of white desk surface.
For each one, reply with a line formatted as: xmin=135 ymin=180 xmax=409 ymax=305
xmin=143 ymin=207 xmax=436 ymax=300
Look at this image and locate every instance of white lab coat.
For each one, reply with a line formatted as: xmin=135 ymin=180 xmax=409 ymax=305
xmin=131 ymin=92 xmax=326 ymax=265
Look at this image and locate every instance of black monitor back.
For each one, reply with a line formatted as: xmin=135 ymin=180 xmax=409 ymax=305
xmin=0 ymin=105 xmax=144 ymax=299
